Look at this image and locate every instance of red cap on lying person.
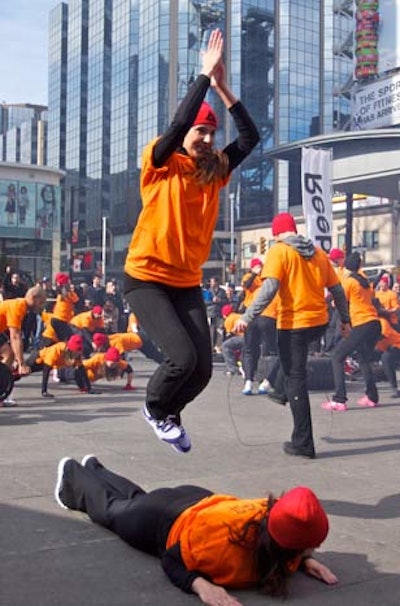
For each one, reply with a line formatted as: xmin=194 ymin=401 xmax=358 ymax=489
xmin=267 ymin=486 xmax=329 ymax=550
xmin=192 ymin=102 xmax=218 ymax=129
xmin=92 ymin=305 xmax=103 ymax=316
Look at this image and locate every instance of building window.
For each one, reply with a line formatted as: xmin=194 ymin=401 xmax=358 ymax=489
xmin=362 ymin=230 xmax=379 ymax=250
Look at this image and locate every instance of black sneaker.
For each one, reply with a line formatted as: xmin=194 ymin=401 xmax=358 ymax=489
xmin=283 ymin=441 xmax=316 ymax=459
xmin=54 ymin=457 xmax=75 ymax=509
xmin=42 ymin=391 xmax=55 ymax=398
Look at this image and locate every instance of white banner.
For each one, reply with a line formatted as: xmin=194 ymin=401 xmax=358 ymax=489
xmin=301 ymin=147 xmax=332 ymax=253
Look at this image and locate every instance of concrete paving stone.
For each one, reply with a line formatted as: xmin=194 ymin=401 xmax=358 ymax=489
xmin=1 ymin=356 xmax=400 ymax=605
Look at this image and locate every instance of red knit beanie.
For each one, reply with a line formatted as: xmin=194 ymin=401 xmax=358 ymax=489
xmin=67 ymin=334 xmax=84 ymax=353
xmin=105 ymin=346 xmax=120 ymax=362
xmin=55 ymin=272 xmax=70 ymax=286
xmin=92 ymin=305 xmax=103 ymax=316
xmin=250 ymin=257 xmax=263 ymax=269
xmin=92 ymin=332 xmax=108 ymax=346
xmin=267 ymin=486 xmax=329 ymax=550
xmin=271 ymin=212 xmax=297 ymax=236
xmin=192 ymin=102 xmax=218 ymax=129
xmin=328 ymin=248 xmax=345 ymax=262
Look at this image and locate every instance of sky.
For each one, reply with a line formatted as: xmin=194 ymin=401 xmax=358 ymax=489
xmin=0 ymin=0 xmax=57 ymax=106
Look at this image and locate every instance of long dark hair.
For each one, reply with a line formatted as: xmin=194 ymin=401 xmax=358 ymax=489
xmin=228 ymin=494 xmax=301 ymax=597
xmin=192 ymin=149 xmax=229 ymax=184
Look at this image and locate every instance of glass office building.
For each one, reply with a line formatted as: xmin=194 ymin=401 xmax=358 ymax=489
xmin=47 ymin=0 xmax=353 ymax=276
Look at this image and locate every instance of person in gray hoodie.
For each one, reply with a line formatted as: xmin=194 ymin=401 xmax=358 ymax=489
xmin=235 ymin=213 xmax=350 ymax=458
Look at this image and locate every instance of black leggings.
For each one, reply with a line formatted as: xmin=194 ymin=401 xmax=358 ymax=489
xmin=124 ymin=281 xmax=212 ymax=419
xmin=242 ymin=315 xmax=277 ymax=381
xmin=63 ymin=459 xmax=212 ymax=555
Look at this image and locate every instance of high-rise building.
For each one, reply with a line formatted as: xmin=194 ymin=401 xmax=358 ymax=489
xmin=47 ymin=0 xmax=353 ymax=278
xmin=0 ymin=103 xmax=48 ymax=164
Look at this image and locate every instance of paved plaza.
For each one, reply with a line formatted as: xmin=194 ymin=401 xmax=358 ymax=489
xmin=1 ymin=355 xmax=399 ymax=605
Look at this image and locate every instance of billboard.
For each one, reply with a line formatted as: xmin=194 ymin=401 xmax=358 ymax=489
xmin=0 ymin=180 xmax=60 ymax=235
xmin=351 ymin=72 xmax=400 ymax=129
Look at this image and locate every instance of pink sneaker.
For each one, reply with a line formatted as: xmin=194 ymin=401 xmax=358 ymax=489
xmin=321 ymin=400 xmax=348 ymax=412
xmin=357 ymin=395 xmax=378 ymax=407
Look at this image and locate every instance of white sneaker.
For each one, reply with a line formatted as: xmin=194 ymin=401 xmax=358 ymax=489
xmin=52 ymin=368 xmax=60 ymax=383
xmin=1 ymin=397 xmax=17 ymax=407
xmin=258 ymin=379 xmax=271 ymax=394
xmin=242 ymin=380 xmax=253 ymax=395
xmin=54 ymin=457 xmax=73 ymax=509
xmin=142 ymin=404 xmax=184 ymax=444
xmin=170 ymin=427 xmax=192 ymax=453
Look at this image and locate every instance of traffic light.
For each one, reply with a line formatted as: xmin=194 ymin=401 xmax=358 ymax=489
xmin=259 ymin=236 xmax=267 ymax=254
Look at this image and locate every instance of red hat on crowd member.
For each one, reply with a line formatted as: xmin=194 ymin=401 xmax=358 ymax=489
xmin=55 ymin=272 xmax=70 ymax=286
xmin=221 ymin=304 xmax=234 ymax=317
xmin=267 ymin=486 xmax=329 ymax=551
xmin=250 ymin=257 xmax=263 ymax=269
xmin=92 ymin=332 xmax=108 ymax=346
xmin=380 ymin=274 xmax=390 ymax=284
xmin=328 ymin=248 xmax=345 ymax=262
xmin=192 ymin=102 xmax=218 ymax=129
xmin=92 ymin=305 xmax=103 ymax=316
xmin=66 ymin=334 xmax=84 ymax=353
xmin=271 ymin=212 xmax=298 ymax=237
xmin=105 ymin=347 xmax=120 ymax=362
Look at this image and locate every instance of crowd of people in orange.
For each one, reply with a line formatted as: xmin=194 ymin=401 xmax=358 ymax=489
xmin=0 ymin=269 xmax=152 ymax=406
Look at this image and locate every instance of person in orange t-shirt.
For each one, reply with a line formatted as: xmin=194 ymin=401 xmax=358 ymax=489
xmin=0 ymin=285 xmax=47 ymax=376
xmin=55 ymin=456 xmax=337 ymax=605
xmin=26 ymin=334 xmax=94 ymax=398
xmin=82 ymin=347 xmax=134 ymax=390
xmin=51 ymin=273 xmax=80 ymax=322
xmin=375 ymin=317 xmax=400 ymax=397
xmin=221 ymin=304 xmax=244 ymax=375
xmin=235 ymin=213 xmax=350 ymax=459
xmin=374 ymin=274 xmax=400 ymax=327
xmin=240 ymin=257 xmax=278 ymax=395
xmin=123 ymin=30 xmax=259 ymax=454
xmin=51 ymin=306 xmax=105 ymax=357
xmin=322 ymin=252 xmax=381 ymax=412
